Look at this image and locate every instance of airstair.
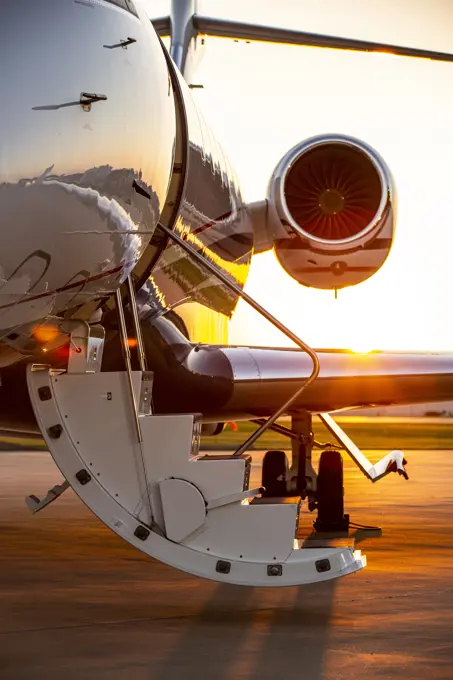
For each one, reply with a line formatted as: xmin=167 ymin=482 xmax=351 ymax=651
xmin=26 ymin=315 xmax=365 ymax=587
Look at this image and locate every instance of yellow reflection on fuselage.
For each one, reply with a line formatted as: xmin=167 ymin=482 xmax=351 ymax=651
xmin=177 ymin=302 xmax=229 ymax=344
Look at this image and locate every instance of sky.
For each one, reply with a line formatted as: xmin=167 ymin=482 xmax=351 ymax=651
xmin=145 ymin=1 xmax=453 ymax=351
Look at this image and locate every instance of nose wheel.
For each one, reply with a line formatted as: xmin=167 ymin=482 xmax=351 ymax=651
xmin=259 ymin=413 xmax=347 ymax=529
xmin=313 ymin=449 xmax=349 ymax=533
xmin=261 ymin=450 xmax=289 ymax=497
xmin=260 ymin=442 xmax=349 ymax=532
xmin=260 ymin=411 xmax=409 ymax=535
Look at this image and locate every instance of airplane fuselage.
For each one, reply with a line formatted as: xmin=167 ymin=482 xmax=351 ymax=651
xmin=0 ymin=0 xmax=249 ymax=360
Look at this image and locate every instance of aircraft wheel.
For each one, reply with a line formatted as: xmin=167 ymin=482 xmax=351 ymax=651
xmin=261 ymin=450 xmax=289 ymax=497
xmin=315 ymin=449 xmax=348 ymax=531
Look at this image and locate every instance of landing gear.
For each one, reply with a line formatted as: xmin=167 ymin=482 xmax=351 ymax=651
xmin=261 ymin=450 xmax=289 ymax=497
xmin=313 ymin=449 xmax=349 ymax=533
xmin=258 ymin=411 xmax=409 ymax=536
xmin=260 ymin=414 xmax=349 ymax=533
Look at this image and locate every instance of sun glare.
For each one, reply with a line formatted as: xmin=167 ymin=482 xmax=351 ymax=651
xmin=348 ymin=344 xmax=374 ymax=354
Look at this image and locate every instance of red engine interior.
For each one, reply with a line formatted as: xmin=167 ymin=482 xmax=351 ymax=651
xmin=284 ymin=144 xmax=382 ymax=241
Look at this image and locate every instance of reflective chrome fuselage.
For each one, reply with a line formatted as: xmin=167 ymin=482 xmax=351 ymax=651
xmin=0 ymin=0 xmax=177 ymax=331
xmin=136 ymin=65 xmax=253 ymax=343
xmin=0 ymin=0 xmax=252 ymax=355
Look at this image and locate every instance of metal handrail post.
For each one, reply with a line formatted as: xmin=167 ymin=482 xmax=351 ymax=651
xmin=158 ymin=224 xmax=320 ymax=457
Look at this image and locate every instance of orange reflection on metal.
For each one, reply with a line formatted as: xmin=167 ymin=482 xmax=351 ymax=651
xmin=32 ymin=325 xmax=59 ymax=344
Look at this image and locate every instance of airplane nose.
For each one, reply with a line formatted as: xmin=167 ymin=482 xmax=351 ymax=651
xmin=0 ymin=0 xmax=176 ymax=331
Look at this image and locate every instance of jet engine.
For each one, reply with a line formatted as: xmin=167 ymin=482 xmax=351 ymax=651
xmin=265 ymin=135 xmax=396 ymax=289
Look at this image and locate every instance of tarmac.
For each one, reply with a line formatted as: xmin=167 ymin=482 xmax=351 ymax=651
xmin=1 ymin=449 xmax=453 ymax=679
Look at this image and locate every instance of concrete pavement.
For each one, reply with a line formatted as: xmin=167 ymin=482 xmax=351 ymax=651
xmin=1 ymin=449 xmax=452 ymax=679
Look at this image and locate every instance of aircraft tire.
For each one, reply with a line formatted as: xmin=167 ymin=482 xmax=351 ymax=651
xmin=261 ymin=450 xmax=289 ymax=497
xmin=316 ymin=449 xmax=345 ymax=529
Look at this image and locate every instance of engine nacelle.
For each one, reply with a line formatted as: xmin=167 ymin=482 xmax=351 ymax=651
xmin=267 ymin=135 xmax=396 ymax=289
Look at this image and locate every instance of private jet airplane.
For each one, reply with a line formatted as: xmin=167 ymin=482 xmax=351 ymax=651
xmin=2 ymin=0 xmax=453 ymax=587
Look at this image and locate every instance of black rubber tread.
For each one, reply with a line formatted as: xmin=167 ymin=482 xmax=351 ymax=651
xmin=261 ymin=450 xmax=289 ymax=497
xmin=316 ymin=449 xmax=345 ymax=525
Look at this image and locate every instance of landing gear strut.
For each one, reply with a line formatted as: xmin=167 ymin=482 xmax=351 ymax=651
xmin=260 ymin=411 xmax=349 ymax=532
xmin=260 ymin=409 xmax=409 ymax=534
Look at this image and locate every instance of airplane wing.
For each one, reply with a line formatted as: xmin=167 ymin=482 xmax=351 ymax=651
xmin=138 ymin=317 xmax=453 ymax=419
xmin=151 ymin=14 xmax=453 ymax=63
xmin=194 ymin=347 xmax=453 ymax=418
xmin=151 ymin=15 xmax=171 ymax=37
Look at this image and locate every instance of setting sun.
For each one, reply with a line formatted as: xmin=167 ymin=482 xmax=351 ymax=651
xmin=347 ymin=346 xmax=375 ymax=354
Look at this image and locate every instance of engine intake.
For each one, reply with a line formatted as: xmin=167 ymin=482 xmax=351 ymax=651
xmin=267 ymin=135 xmax=396 ymax=290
